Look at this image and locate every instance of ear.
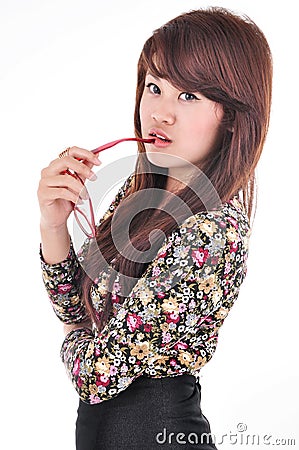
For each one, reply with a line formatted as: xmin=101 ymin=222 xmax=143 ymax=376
xmin=222 ymin=106 xmax=235 ymax=133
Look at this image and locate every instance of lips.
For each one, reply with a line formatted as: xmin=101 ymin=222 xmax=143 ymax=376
xmin=149 ymin=128 xmax=172 ymax=143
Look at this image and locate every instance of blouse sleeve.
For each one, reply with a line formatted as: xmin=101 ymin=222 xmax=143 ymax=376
xmin=60 ymin=208 xmax=250 ymax=404
xmin=40 ymin=173 xmax=135 ymax=324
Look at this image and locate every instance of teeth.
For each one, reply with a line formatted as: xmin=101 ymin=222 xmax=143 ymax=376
xmin=151 ymin=133 xmax=169 ymax=141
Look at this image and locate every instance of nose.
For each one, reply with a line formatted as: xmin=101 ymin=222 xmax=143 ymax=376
xmin=151 ymin=102 xmax=176 ymax=125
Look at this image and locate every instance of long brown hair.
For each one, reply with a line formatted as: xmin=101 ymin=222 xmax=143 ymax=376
xmin=81 ymin=7 xmax=273 ymax=331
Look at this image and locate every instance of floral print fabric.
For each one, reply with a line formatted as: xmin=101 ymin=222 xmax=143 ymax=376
xmin=40 ymin=174 xmax=251 ymax=404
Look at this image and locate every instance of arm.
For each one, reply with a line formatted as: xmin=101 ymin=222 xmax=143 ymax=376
xmin=60 ymin=207 xmax=250 ymax=404
xmin=40 ymin=223 xmax=71 ymax=265
xmin=40 ymin=173 xmax=135 ymax=324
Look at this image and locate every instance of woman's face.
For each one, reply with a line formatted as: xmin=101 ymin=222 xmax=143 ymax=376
xmin=139 ymin=72 xmax=224 ymax=187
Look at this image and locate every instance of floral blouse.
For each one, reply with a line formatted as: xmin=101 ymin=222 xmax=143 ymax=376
xmin=40 ymin=173 xmax=251 ymax=405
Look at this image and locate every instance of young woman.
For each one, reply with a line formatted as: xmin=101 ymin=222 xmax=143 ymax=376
xmin=38 ymin=7 xmax=272 ymax=450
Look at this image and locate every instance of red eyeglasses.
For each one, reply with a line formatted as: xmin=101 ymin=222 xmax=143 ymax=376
xmin=63 ymin=137 xmax=155 ymax=238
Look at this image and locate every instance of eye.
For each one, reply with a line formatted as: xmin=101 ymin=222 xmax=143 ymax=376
xmin=179 ymin=92 xmax=200 ymax=101
xmin=146 ymin=82 xmax=161 ymax=95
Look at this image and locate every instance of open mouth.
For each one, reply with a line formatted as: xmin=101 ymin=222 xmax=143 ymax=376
xmin=149 ymin=132 xmax=172 ymax=143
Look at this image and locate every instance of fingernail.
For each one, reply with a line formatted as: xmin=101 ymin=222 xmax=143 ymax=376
xmin=88 ymin=172 xmax=97 ymax=181
xmin=80 ymin=187 xmax=89 ymax=200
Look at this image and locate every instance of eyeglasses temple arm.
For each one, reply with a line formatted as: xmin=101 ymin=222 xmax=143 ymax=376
xmin=91 ymin=137 xmax=155 ymax=155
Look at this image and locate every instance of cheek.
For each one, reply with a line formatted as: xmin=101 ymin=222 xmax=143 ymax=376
xmin=185 ymin=116 xmax=213 ymax=140
xmin=139 ymin=95 xmax=149 ymax=127
xmin=191 ymin=107 xmax=224 ymax=140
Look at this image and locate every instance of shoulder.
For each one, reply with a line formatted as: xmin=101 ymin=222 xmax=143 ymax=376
xmin=168 ymin=195 xmax=251 ymax=257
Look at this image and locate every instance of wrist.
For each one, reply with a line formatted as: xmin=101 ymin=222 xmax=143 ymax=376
xmin=40 ymin=218 xmax=68 ymax=234
xmin=40 ymin=220 xmax=71 ymax=265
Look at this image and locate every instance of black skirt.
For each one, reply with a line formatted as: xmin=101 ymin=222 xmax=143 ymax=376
xmin=76 ymin=374 xmax=218 ymax=450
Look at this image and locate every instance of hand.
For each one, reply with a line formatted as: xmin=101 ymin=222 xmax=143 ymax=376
xmin=37 ymin=146 xmax=101 ymax=229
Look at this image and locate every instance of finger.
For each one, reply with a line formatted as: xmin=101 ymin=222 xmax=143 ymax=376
xmin=46 ymin=156 xmax=98 ymax=181
xmin=40 ymin=187 xmax=80 ymax=205
xmin=84 ymin=160 xmax=95 ymax=170
xmin=38 ymin=177 xmax=87 ymax=208
xmin=75 ymin=157 xmax=100 ymax=174
xmin=73 ymin=158 xmax=95 ymax=172
xmin=65 ymin=146 xmax=101 ymax=166
xmin=43 ymin=174 xmax=88 ymax=197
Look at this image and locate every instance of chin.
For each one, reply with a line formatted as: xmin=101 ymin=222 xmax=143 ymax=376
xmin=146 ymin=150 xmax=188 ymax=169
xmin=146 ymin=151 xmax=173 ymax=168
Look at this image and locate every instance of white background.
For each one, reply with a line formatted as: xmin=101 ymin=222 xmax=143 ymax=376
xmin=1 ymin=0 xmax=298 ymax=449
